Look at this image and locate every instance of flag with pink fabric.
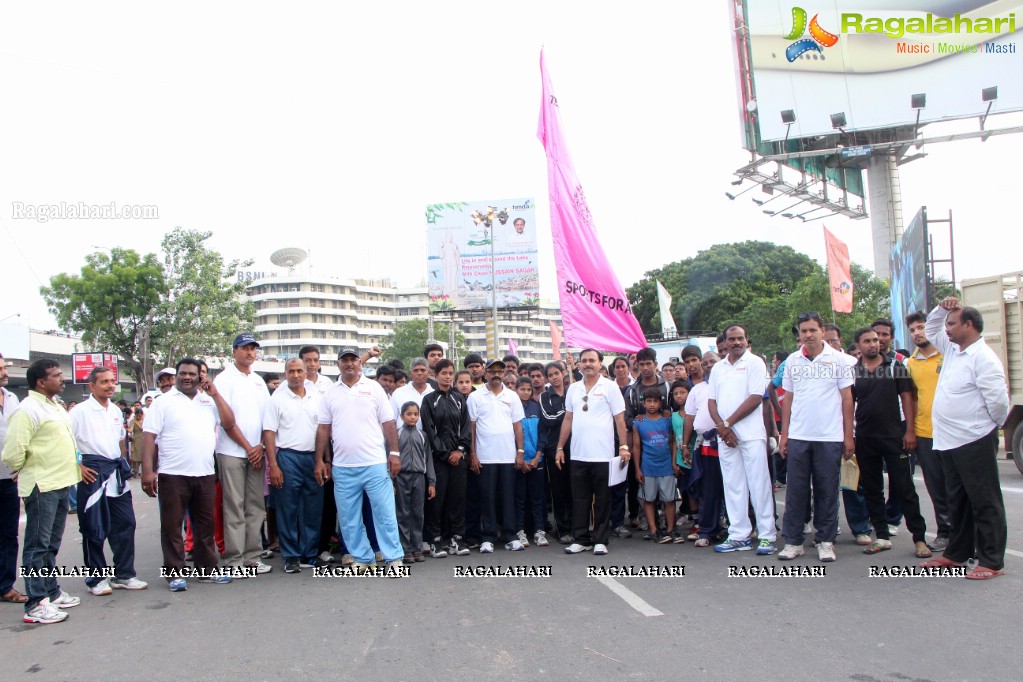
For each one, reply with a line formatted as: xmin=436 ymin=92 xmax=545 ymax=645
xmin=537 ymin=50 xmax=646 ymax=353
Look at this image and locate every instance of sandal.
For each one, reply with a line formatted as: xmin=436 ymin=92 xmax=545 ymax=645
xmin=1 ymin=589 xmax=28 ymax=603
xmin=914 ymin=543 xmax=932 ymax=558
xmin=920 ymin=556 xmax=962 ymax=569
xmin=964 ymin=566 xmax=1005 ymax=580
xmin=863 ymin=540 xmax=892 ymax=555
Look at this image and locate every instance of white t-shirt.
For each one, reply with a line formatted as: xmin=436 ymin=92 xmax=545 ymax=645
xmin=318 ymin=375 xmax=395 ymax=468
xmin=565 ymin=376 xmax=625 ymax=463
xmin=0 ymin=387 xmax=22 ymax=479
xmin=143 ymin=388 xmax=220 ymax=476
xmin=214 ymin=362 xmax=270 ymax=458
xmin=467 ymin=386 xmax=524 ymax=464
xmin=306 ymin=374 xmax=334 ymax=396
xmin=263 ymin=384 xmax=321 ymax=453
xmin=782 ymin=343 xmax=856 ymax=442
xmin=708 ymin=350 xmax=768 ymax=442
xmin=684 ymin=381 xmax=716 ymax=434
xmin=70 ymin=396 xmax=126 ymax=460
xmin=390 ymin=382 xmax=435 ymax=431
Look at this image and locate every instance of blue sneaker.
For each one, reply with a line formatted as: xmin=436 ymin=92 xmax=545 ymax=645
xmin=197 ymin=575 xmax=233 ymax=584
xmin=169 ymin=579 xmax=188 ymax=592
xmin=756 ymin=539 xmax=777 ymax=555
xmin=713 ymin=538 xmax=753 ymax=553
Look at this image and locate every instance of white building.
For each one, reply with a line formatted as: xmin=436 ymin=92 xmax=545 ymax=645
xmin=245 ymin=275 xmax=564 ymax=365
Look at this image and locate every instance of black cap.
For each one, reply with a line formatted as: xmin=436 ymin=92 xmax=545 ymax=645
xmin=338 ymin=345 xmax=360 ymax=359
xmin=485 ymin=358 xmax=506 ymax=371
xmin=233 ymin=333 xmax=260 ymax=349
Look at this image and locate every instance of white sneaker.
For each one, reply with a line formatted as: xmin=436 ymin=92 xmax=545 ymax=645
xmin=340 ymin=553 xmax=355 ymax=566
xmin=593 ymin=544 xmax=608 ymax=555
xmin=888 ymin=524 xmax=900 ymax=537
xmin=505 ymin=540 xmax=525 ymax=551
xmin=479 ymin=542 xmax=494 ymax=553
xmin=50 ymin=591 xmax=80 ymax=609
xmin=245 ymin=562 xmax=273 ymax=575
xmin=385 ymin=559 xmax=406 ymax=578
xmin=318 ymin=551 xmax=335 ymax=564
xmin=564 ymin=543 xmax=592 ymax=554
xmin=23 ymin=598 xmax=68 ymax=624
xmin=778 ymin=544 xmax=805 ymax=560
xmin=89 ymin=579 xmax=112 ymax=596
xmin=534 ymin=530 xmax=549 ymax=547
xmin=855 ymin=533 xmax=872 ymax=546
xmin=516 ymin=530 xmax=530 ymax=548
xmin=110 ymin=577 xmax=148 ymax=590
xmin=817 ymin=541 xmax=836 ymax=562
xmin=803 ymin=522 xmax=812 ymax=534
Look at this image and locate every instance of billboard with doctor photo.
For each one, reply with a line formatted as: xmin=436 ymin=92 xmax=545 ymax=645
xmin=426 ymin=198 xmax=539 ymax=310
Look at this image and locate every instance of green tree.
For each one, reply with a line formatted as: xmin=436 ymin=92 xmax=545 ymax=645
xmin=41 ymin=229 xmax=256 ymax=392
xmin=380 ymin=319 xmax=465 ymax=369
xmin=41 ymin=248 xmax=165 ymax=390
xmin=152 ymin=228 xmax=256 ymax=365
xmin=627 ymin=241 xmax=818 ymax=335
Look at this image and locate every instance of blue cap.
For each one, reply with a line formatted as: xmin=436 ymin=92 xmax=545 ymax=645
xmin=232 ymin=333 xmax=260 ymax=349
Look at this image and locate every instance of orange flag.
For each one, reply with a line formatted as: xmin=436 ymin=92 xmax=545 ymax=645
xmin=823 ymin=227 xmax=853 ymax=313
xmin=549 ymin=320 xmax=563 ymax=360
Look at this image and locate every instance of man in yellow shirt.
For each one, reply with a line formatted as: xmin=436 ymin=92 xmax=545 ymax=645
xmin=1 ymin=359 xmax=82 ymax=624
xmin=905 ymin=312 xmax=950 ymax=551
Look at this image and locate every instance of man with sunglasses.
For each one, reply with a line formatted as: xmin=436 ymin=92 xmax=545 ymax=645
xmin=555 ymin=349 xmax=628 ymax=556
xmin=779 ymin=312 xmax=856 ymax=562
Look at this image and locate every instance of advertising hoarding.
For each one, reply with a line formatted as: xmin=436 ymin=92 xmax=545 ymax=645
xmin=744 ymin=1 xmax=1023 ymax=141
xmin=426 ymin=199 xmax=539 ymax=310
xmin=72 ymin=352 xmax=119 ymax=385
xmin=889 ymin=207 xmax=929 ymax=349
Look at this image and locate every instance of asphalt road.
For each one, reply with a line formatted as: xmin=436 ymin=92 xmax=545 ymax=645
xmin=2 ymin=459 xmax=1020 ymax=682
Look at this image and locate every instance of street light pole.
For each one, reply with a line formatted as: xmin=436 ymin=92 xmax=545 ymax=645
xmin=490 ymin=226 xmax=498 ymax=359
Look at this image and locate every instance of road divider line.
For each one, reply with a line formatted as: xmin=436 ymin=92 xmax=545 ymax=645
xmin=593 ymin=575 xmax=664 ymax=617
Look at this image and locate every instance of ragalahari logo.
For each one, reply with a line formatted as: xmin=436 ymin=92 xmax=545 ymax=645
xmin=784 ymin=7 xmax=839 ymax=62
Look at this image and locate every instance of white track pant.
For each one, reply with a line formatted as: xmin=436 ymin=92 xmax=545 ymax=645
xmin=718 ymin=438 xmax=776 ymax=542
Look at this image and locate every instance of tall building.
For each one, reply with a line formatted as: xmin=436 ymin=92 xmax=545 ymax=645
xmin=245 ymin=275 xmax=563 ymax=364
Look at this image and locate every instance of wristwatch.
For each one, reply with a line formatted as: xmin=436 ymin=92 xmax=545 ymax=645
xmin=722 ymin=420 xmax=730 ymax=429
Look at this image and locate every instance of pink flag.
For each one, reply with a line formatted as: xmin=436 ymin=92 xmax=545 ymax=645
xmin=508 ymin=338 xmax=518 ymax=357
xmin=823 ymin=227 xmax=854 ymax=313
xmin=549 ymin=320 xmax=563 ymax=360
xmin=537 ymin=50 xmax=647 ymax=353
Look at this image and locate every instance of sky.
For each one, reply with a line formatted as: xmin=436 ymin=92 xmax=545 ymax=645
xmin=2 ymin=0 xmax=1021 ymax=330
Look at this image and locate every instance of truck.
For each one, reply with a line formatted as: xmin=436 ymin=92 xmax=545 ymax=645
xmin=961 ymin=271 xmax=1023 ymax=476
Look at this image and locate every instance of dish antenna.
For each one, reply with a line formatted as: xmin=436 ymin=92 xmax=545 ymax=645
xmin=270 ymin=247 xmax=308 ymax=274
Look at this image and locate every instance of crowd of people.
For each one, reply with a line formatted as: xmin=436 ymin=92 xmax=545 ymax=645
xmin=0 ymin=296 xmax=1011 ymax=624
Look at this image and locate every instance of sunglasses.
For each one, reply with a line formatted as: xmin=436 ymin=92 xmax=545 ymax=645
xmin=582 ymin=395 xmax=589 ymax=412
xmin=797 ymin=311 xmax=822 ymax=324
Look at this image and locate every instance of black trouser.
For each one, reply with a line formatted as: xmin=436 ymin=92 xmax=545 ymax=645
xmin=915 ymin=437 xmax=951 ymax=538
xmin=159 ymin=474 xmax=217 ymax=578
xmin=570 ymin=460 xmax=610 ymax=545
xmin=544 ymin=446 xmax=572 ymax=537
xmin=857 ymin=437 xmax=926 ymax=543
xmin=318 ymin=481 xmax=337 ymax=554
xmin=425 ymin=455 xmax=467 ymax=543
xmin=938 ymin=429 xmax=1006 ymax=570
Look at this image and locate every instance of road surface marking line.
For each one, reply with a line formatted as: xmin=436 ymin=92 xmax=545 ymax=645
xmin=593 ymin=575 xmax=664 ymax=617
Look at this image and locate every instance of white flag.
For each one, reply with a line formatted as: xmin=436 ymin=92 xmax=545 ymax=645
xmin=656 ymin=281 xmax=677 ymax=335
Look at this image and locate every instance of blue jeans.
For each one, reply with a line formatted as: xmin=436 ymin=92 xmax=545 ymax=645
xmin=782 ymin=440 xmax=842 ymax=545
xmin=0 ymin=479 xmax=20 ymax=595
xmin=332 ymin=464 xmax=402 ymax=564
xmin=22 ymin=485 xmax=70 ymax=612
xmin=841 ymin=488 xmax=872 ymax=536
xmin=276 ymin=449 xmax=323 ymax=561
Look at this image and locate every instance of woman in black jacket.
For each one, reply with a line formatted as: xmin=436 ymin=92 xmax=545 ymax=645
xmin=420 ymin=359 xmax=472 ymax=557
xmin=538 ymin=362 xmax=573 ymax=543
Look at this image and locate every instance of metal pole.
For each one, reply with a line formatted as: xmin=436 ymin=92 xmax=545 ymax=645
xmin=491 ymin=226 xmax=499 ymax=359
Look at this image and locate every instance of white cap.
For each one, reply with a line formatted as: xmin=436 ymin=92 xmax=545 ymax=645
xmin=156 ymin=367 xmax=176 ymax=379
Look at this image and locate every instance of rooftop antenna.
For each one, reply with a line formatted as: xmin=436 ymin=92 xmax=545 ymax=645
xmin=270 ymin=247 xmax=308 ymax=275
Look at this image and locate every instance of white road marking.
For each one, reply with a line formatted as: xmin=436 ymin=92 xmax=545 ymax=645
xmin=593 ymin=575 xmax=664 ymax=617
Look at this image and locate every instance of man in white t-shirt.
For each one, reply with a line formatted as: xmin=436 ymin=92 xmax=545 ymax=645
xmin=390 ymin=358 xmax=434 ymax=429
xmin=779 ymin=312 xmax=856 ymax=562
xmin=299 ymin=345 xmax=334 ymax=396
xmin=315 ymin=346 xmax=404 ymax=575
xmin=214 ymin=333 xmax=272 ymax=575
xmin=141 ymin=358 xmax=240 ymax=591
xmin=71 ymin=366 xmax=147 ymax=596
xmin=708 ymin=325 xmax=776 ymax=555
xmin=0 ymin=353 xmax=24 ymax=605
xmin=467 ymin=359 xmax=525 ymax=553
xmin=555 ymin=349 xmax=628 ymax=556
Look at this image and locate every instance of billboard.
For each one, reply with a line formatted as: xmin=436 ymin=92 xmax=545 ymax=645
xmin=889 ymin=207 xmax=929 ymax=349
xmin=743 ymin=1 xmax=1023 ymax=141
xmin=426 ymin=199 xmax=539 ymax=310
xmin=72 ymin=352 xmax=120 ymax=385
